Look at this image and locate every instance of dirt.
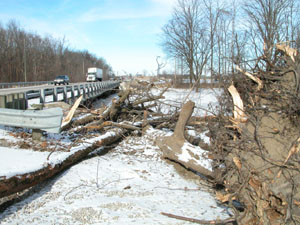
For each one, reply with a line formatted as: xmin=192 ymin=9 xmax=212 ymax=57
xmin=210 ymin=64 xmax=300 ymax=224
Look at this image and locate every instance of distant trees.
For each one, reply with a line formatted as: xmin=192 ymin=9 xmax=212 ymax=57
xmin=161 ymin=0 xmax=213 ymax=86
xmin=161 ymin=0 xmax=300 ymax=80
xmin=243 ymin=0 xmax=299 ymax=70
xmin=0 ymin=20 xmax=111 ymax=83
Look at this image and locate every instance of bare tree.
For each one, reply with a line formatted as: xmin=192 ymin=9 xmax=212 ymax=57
xmin=243 ymin=0 xmax=297 ymax=70
xmin=161 ymin=0 xmax=212 ymax=89
xmin=204 ymin=0 xmax=223 ymax=80
xmin=156 ymin=56 xmax=166 ymax=76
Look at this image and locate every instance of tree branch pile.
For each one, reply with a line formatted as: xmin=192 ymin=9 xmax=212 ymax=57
xmin=208 ymin=43 xmax=300 ymax=224
xmin=0 ymin=80 xmax=182 ymax=200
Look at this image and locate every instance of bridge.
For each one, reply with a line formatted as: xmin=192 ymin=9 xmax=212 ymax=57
xmin=0 ymin=81 xmax=120 ymax=110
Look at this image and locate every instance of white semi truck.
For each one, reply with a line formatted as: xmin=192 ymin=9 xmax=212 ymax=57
xmin=86 ymin=67 xmax=103 ymax=82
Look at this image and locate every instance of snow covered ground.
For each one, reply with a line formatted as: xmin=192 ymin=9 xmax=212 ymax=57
xmin=0 ymin=87 xmax=230 ymax=224
xmin=150 ymin=87 xmax=221 ymax=116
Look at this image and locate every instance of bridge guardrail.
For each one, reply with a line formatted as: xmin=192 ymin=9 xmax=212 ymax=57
xmin=0 ymin=81 xmax=52 ymax=89
xmin=0 ymin=81 xmax=120 ymax=109
xmin=0 ymin=107 xmax=63 ymax=133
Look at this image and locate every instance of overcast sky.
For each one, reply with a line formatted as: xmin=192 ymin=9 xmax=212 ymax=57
xmin=0 ymin=0 xmax=177 ymax=75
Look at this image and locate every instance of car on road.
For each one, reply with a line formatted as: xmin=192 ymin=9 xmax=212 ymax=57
xmin=54 ymin=75 xmax=69 ymax=85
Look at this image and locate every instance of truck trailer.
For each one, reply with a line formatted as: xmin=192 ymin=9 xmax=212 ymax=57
xmin=86 ymin=67 xmax=103 ymax=82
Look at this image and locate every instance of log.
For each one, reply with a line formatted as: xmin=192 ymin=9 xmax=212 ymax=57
xmin=86 ymin=121 xmax=141 ymax=132
xmin=74 ymin=90 xmax=131 ymax=133
xmin=107 ymin=90 xmax=130 ymax=121
xmin=0 ymin=128 xmax=127 ymax=198
xmin=156 ymin=100 xmax=214 ymax=179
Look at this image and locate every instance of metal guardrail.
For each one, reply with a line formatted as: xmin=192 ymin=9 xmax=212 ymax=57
xmin=0 ymin=81 xmax=120 ymax=109
xmin=0 ymin=81 xmax=120 ymax=134
xmin=0 ymin=107 xmax=63 ymax=133
xmin=0 ymin=81 xmax=52 ymax=89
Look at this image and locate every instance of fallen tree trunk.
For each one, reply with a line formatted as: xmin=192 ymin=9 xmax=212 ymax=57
xmin=86 ymin=121 xmax=141 ymax=132
xmin=156 ymin=100 xmax=214 ymax=179
xmin=0 ymin=128 xmax=127 ymax=198
xmin=74 ymin=90 xmax=131 ymax=133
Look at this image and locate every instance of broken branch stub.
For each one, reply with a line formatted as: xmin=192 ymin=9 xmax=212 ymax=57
xmin=228 ymin=84 xmax=247 ymax=123
xmin=276 ymin=43 xmax=298 ymax=63
xmin=156 ymin=100 xmax=214 ymax=179
xmin=235 ymin=65 xmax=263 ymax=91
xmin=61 ymin=95 xmax=83 ymax=129
xmin=173 ymin=101 xmax=195 ymax=141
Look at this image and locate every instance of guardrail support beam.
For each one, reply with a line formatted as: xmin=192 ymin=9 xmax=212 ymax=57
xmin=0 ymin=96 xmax=6 ymax=108
xmin=32 ymin=129 xmax=43 ymax=141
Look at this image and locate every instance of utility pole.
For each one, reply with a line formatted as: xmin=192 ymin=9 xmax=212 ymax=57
xmin=174 ymin=57 xmax=177 ymax=86
xmin=181 ymin=56 xmax=183 ymax=75
xmin=82 ymin=59 xmax=85 ymax=75
xmin=23 ymin=38 xmax=27 ymax=82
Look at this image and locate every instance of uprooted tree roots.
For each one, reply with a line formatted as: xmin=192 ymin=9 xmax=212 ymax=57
xmin=209 ymin=43 xmax=300 ymax=224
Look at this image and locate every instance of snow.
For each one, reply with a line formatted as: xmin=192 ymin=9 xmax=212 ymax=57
xmin=178 ymin=142 xmax=213 ymax=171
xmin=0 ymin=129 xmax=230 ymax=224
xmin=199 ymin=130 xmax=210 ymax=144
xmin=0 ymin=147 xmax=49 ymax=178
xmin=0 ymin=130 xmax=122 ymax=179
xmin=0 ymin=86 xmax=230 ymax=224
xmin=0 ymin=126 xmax=19 ymax=143
xmin=150 ymin=88 xmax=221 ymax=116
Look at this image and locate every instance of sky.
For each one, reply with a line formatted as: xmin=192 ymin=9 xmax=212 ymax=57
xmin=0 ymin=0 xmax=177 ymax=75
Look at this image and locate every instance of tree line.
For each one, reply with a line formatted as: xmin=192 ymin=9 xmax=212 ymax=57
xmin=0 ymin=20 xmax=111 ymax=83
xmin=161 ymin=0 xmax=300 ymax=84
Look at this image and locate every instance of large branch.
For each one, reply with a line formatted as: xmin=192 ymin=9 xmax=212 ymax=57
xmin=132 ymin=86 xmax=168 ymax=107
xmin=156 ymin=101 xmax=214 ymax=179
xmin=86 ymin=121 xmax=141 ymax=132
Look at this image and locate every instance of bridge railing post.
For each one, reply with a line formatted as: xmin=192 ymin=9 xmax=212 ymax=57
xmin=40 ymin=89 xmax=46 ymax=104
xmin=53 ymin=87 xmax=58 ymax=102
xmin=0 ymin=96 xmax=6 ymax=108
xmin=63 ymin=86 xmax=67 ymax=102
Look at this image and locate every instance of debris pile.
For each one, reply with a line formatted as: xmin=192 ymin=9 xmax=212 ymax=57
xmin=4 ymin=51 xmax=300 ymax=224
xmin=209 ymin=43 xmax=300 ymax=224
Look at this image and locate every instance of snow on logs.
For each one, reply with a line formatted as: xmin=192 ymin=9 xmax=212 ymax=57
xmin=0 ymin=128 xmax=126 ymax=198
xmin=156 ymin=100 xmax=214 ymax=179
